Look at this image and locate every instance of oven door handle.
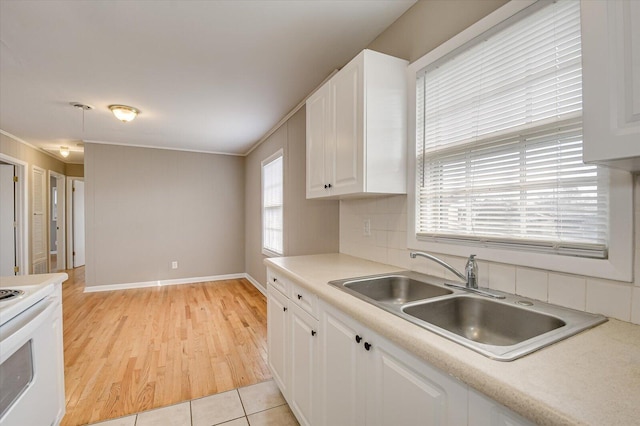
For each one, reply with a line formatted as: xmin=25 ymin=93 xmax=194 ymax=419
xmin=0 ymin=298 xmax=58 ymax=359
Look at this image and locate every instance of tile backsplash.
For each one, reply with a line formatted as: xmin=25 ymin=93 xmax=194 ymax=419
xmin=339 ymin=176 xmax=640 ymax=324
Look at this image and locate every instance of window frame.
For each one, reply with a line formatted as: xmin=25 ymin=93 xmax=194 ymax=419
xmin=407 ymin=0 xmax=633 ymax=282
xmin=261 ymin=149 xmax=284 ymax=257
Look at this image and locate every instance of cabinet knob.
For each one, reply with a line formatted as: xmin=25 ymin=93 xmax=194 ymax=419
xmin=355 ymin=335 xmax=362 ymax=344
xmin=273 ymin=277 xmax=277 ymax=282
xmin=328 ymin=183 xmax=332 ymax=188
xmin=324 ymin=184 xmax=328 ymax=189
xmin=297 ymin=294 xmax=302 ymax=300
xmin=283 ymin=307 xmax=287 ymax=312
xmin=311 ymin=330 xmax=317 ymax=337
xmin=364 ymin=342 xmax=372 ymax=351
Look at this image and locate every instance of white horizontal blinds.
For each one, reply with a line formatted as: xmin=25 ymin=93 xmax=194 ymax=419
xmin=416 ymin=0 xmax=609 ymax=258
xmin=263 ymin=155 xmax=283 ymax=255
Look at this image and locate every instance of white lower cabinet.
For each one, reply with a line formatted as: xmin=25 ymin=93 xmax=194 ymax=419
xmin=267 ymin=284 xmax=289 ymax=395
xmin=468 ymin=390 xmax=533 ymax=426
xmin=267 ymin=269 xmax=536 ymax=426
xmin=267 ymin=277 xmax=319 ymax=426
xmin=289 ymin=303 xmax=319 ymax=426
xmin=318 ymin=301 xmax=467 ymax=426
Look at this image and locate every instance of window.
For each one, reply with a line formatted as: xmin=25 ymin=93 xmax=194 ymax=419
xmin=262 ymin=150 xmax=284 ymax=256
xmin=408 ymin=0 xmax=633 ymax=281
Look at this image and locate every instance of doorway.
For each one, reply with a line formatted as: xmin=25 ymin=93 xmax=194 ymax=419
xmin=67 ymin=178 xmax=85 ymax=268
xmin=49 ymin=171 xmax=66 ymax=272
xmin=0 ymin=154 xmax=27 ymax=275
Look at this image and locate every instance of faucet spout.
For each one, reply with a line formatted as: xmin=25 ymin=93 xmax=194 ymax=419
xmin=409 ymin=251 xmax=467 ymax=283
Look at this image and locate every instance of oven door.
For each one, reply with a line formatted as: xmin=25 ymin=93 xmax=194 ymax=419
xmin=0 ymin=296 xmax=63 ymax=426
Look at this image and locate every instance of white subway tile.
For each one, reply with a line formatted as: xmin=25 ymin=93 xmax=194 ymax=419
xmin=440 ymin=255 xmax=467 ymax=283
xmin=370 ymin=214 xmax=387 ymax=231
xmin=387 ymin=231 xmax=407 ymax=250
xmin=488 ymin=263 xmax=516 ymax=293
xmin=387 ymin=213 xmax=408 ymax=232
xmin=515 ymin=268 xmax=548 ymax=302
xmin=586 ymin=279 xmax=632 ymax=321
xmin=363 ymin=198 xmax=378 ymax=214
xmin=350 ymin=244 xmax=388 ymax=264
xmin=477 ymin=260 xmax=490 ymax=288
xmin=387 ymin=195 xmax=408 ymax=214
xmin=375 ymin=197 xmax=390 ymax=214
xmin=388 ymin=249 xmax=411 ymax=269
xmin=374 ymin=230 xmax=388 ymax=247
xmin=548 ymin=273 xmax=586 ymax=311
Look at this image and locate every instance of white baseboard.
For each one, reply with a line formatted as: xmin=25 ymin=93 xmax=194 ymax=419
xmin=244 ymin=273 xmax=266 ymax=296
xmin=83 ymin=273 xmax=247 ymax=293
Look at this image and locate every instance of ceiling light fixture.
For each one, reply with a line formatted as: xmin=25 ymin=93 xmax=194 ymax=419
xmin=109 ymin=105 xmax=139 ymax=122
xmin=59 ymin=146 xmax=70 ymax=158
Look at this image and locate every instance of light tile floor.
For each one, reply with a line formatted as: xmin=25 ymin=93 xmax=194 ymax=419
xmin=88 ymin=380 xmax=299 ymax=426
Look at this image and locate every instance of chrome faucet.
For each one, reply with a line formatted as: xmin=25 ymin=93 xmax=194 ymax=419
xmin=409 ymin=251 xmax=467 ymax=283
xmin=409 ymin=251 xmax=504 ymax=299
xmin=465 ymin=254 xmax=478 ymax=289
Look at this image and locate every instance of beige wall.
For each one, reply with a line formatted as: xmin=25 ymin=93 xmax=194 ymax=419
xmin=1 ymin=132 xmax=70 ymax=273
xmin=84 ymin=143 xmax=245 ymax=287
xmin=65 ymin=163 xmax=84 ymax=177
xmin=245 ymin=107 xmax=339 ymax=288
xmin=367 ymin=0 xmax=508 ymax=62
xmin=1 ymin=133 xmax=66 ymax=174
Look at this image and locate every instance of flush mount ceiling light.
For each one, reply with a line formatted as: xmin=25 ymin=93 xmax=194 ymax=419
xmin=59 ymin=146 xmax=70 ymax=158
xmin=109 ymin=105 xmax=139 ymax=122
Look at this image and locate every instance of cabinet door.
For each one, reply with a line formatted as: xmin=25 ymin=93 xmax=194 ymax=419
xmin=582 ymin=0 xmax=640 ymax=170
xmin=289 ymin=304 xmax=319 ymax=426
xmin=318 ymin=304 xmax=366 ymax=426
xmin=267 ymin=285 xmax=289 ymax=397
xmin=306 ymin=84 xmax=333 ymax=198
xmin=367 ymin=340 xmax=468 ymax=426
xmin=468 ymin=389 xmax=534 ymax=426
xmin=331 ymin=56 xmax=364 ymax=196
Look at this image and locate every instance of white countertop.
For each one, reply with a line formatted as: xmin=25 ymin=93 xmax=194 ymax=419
xmin=0 ymin=273 xmax=68 ymax=287
xmin=265 ymin=253 xmax=640 ymax=426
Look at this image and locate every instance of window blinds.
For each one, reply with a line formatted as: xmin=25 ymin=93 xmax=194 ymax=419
xmin=415 ymin=0 xmax=609 ymax=258
xmin=263 ymin=155 xmax=283 ymax=255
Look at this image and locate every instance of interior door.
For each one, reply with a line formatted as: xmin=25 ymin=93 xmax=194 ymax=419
xmin=72 ymin=180 xmax=85 ymax=268
xmin=0 ymin=164 xmax=16 ymax=276
xmin=48 ymin=173 xmax=65 ymax=272
xmin=32 ymin=166 xmax=47 ymax=274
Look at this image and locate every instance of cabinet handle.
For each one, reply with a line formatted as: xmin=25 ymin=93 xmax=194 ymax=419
xmin=311 ymin=330 xmax=317 ymax=337
xmin=324 ymin=184 xmax=328 ymax=189
xmin=355 ymin=335 xmax=362 ymax=344
xmin=283 ymin=307 xmax=287 ymax=312
xmin=364 ymin=342 xmax=372 ymax=351
xmin=328 ymin=183 xmax=332 ymax=188
xmin=273 ymin=277 xmax=277 ymax=282
xmin=297 ymin=294 xmax=303 ymax=300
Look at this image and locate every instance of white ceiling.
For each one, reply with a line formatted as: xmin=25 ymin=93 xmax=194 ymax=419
xmin=0 ymin=0 xmax=415 ymax=163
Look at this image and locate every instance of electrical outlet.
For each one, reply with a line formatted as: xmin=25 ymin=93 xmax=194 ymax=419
xmin=363 ymin=219 xmax=371 ymax=237
xmin=171 ymin=261 xmax=178 ymax=269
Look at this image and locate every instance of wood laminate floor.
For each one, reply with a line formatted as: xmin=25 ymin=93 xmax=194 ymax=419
xmin=61 ymin=267 xmax=271 ymax=426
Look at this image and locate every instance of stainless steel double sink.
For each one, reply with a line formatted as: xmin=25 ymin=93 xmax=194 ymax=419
xmin=329 ymin=271 xmax=606 ymax=361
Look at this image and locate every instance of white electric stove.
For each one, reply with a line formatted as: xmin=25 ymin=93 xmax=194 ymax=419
xmin=0 ymin=273 xmax=67 ymax=426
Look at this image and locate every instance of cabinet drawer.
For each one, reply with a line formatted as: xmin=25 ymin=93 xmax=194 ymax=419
xmin=267 ymin=269 xmax=289 ymax=296
xmin=291 ymin=283 xmax=318 ymax=319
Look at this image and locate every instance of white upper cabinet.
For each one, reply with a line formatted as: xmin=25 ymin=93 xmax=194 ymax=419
xmin=306 ymin=49 xmax=408 ymax=199
xmin=581 ymin=0 xmax=640 ymax=171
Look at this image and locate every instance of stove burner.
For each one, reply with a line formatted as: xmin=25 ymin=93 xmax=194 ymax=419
xmin=0 ymin=289 xmax=24 ymax=302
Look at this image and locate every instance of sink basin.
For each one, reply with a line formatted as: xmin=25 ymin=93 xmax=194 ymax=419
xmin=329 ymin=271 xmax=607 ymax=361
xmin=343 ymin=275 xmax=452 ymax=304
xmin=403 ymin=296 xmax=565 ymax=346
